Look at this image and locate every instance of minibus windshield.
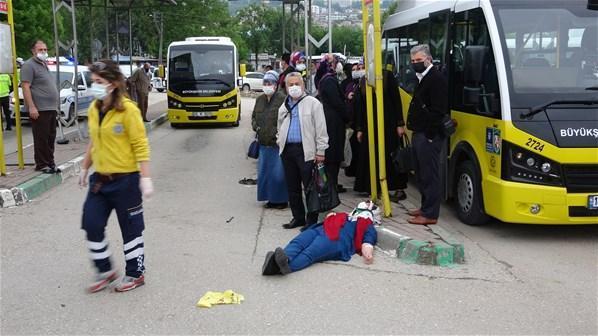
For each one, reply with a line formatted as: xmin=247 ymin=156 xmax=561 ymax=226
xmin=495 ymin=2 xmax=597 ymax=106
xmin=168 ymin=44 xmax=235 ymax=96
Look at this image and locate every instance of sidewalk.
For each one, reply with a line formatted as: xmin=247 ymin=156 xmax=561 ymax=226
xmin=336 ymin=173 xmax=465 ymax=267
xmin=0 ymin=96 xmax=167 ymax=207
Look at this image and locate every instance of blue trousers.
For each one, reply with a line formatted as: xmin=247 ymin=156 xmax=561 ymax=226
xmin=81 ymin=173 xmax=145 ymax=277
xmin=284 ymin=227 xmax=342 ymax=272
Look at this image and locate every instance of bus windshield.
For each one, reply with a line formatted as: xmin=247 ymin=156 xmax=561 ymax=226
xmin=495 ymin=2 xmax=598 ymax=105
xmin=168 ymin=44 xmax=235 ymax=96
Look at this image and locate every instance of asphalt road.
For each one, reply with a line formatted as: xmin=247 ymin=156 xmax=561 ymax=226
xmin=1 ymin=96 xmax=596 ymax=335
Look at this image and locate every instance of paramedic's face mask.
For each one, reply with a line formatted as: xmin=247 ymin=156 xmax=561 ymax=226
xmin=91 ymin=73 xmax=114 ymax=100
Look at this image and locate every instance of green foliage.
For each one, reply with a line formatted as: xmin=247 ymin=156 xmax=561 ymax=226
xmin=12 ymin=0 xmax=64 ymax=58
xmin=381 ymin=0 xmax=399 ymax=27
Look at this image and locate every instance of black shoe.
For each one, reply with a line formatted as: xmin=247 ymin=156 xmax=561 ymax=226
xmin=239 ymin=178 xmax=257 ymax=185
xmin=265 ymin=202 xmax=288 ymax=210
xmin=274 ymin=247 xmax=291 ymax=275
xmin=337 ymin=184 xmax=347 ymax=193
xmin=282 ymin=219 xmax=305 ymax=229
xmin=40 ymin=167 xmax=55 ymax=174
xmin=390 ymin=190 xmax=407 ymax=203
xmin=261 ymin=251 xmax=281 ymax=276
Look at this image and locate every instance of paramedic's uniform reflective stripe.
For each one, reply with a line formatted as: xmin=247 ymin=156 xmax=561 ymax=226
xmin=82 ymin=173 xmax=146 ymax=277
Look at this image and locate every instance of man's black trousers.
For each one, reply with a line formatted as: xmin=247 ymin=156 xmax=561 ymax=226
xmin=412 ymin=132 xmax=442 ymax=219
xmin=281 ymin=143 xmax=318 ymax=226
xmin=32 ymin=110 xmax=57 ymax=170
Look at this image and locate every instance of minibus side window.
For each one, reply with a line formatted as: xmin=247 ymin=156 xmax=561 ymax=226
xmin=395 ymin=24 xmax=420 ymax=94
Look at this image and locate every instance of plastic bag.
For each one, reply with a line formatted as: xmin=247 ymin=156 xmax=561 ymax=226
xmin=306 ymin=163 xmax=340 ymax=213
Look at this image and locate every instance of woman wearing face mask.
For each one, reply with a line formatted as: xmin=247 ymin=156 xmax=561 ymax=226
xmin=251 ymin=70 xmax=289 ymax=209
xmin=79 ymin=59 xmax=153 ymax=293
xmin=291 ymin=51 xmax=308 ymax=81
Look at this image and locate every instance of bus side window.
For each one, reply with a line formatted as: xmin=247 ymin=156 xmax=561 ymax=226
xmin=451 ymin=8 xmax=501 ymax=118
xmin=396 ymin=24 xmax=420 ymax=94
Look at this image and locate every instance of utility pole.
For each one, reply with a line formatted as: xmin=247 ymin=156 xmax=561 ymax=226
xmin=153 ymin=12 xmax=164 ymax=65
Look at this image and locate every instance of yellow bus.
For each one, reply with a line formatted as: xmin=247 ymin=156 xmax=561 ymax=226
xmin=383 ymin=0 xmax=598 ymax=225
xmin=166 ymin=37 xmax=243 ymax=127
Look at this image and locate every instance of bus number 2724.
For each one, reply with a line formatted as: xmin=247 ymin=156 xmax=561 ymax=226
xmin=526 ymin=138 xmax=544 ymax=152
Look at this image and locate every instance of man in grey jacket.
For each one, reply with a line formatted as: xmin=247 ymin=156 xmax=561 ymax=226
xmin=277 ymin=72 xmax=329 ymax=229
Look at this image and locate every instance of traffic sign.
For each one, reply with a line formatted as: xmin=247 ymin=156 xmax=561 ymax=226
xmin=0 ymin=1 xmax=8 ymax=14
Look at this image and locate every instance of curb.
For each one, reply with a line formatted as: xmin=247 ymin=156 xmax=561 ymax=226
xmin=375 ymin=224 xmax=465 ymax=267
xmin=0 ymin=113 xmax=167 ymax=208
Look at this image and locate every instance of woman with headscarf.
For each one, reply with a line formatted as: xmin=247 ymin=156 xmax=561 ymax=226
xmin=252 ymin=70 xmax=289 ymax=209
xmin=353 ymin=63 xmax=408 ymax=201
xmin=316 ymin=54 xmax=350 ymax=194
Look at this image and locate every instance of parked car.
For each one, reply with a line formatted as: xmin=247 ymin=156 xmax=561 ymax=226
xmin=152 ymin=68 xmax=165 ymax=92
xmin=10 ymin=65 xmax=95 ymax=126
xmin=241 ymin=72 xmax=264 ymax=92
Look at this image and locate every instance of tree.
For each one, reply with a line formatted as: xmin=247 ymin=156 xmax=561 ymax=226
xmin=381 ymin=0 xmax=399 ymax=27
xmin=236 ymin=4 xmax=283 ymax=68
xmin=12 ymin=0 xmax=64 ymax=58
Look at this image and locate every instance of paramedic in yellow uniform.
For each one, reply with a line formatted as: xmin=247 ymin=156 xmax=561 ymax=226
xmin=79 ymin=59 xmax=153 ymax=293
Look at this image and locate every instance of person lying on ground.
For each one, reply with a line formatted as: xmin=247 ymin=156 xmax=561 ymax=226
xmin=262 ymin=201 xmax=380 ymax=275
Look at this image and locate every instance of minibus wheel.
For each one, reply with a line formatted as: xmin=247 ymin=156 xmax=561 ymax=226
xmin=455 ymin=160 xmax=489 ymax=225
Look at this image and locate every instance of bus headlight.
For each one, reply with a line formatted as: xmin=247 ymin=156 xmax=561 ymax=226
xmin=221 ymin=97 xmax=237 ymax=108
xmin=168 ymin=97 xmax=184 ymax=109
xmin=501 ymin=141 xmax=562 ymax=187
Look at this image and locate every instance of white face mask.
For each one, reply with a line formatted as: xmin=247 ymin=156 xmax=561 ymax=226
xmin=36 ymin=52 xmax=48 ymax=62
xmin=352 ymin=70 xmax=365 ymax=79
xmin=295 ymin=63 xmax=306 ymax=72
xmin=262 ymin=85 xmax=275 ymax=96
xmin=90 ymin=82 xmax=110 ymax=100
xmin=288 ymin=85 xmax=303 ymax=99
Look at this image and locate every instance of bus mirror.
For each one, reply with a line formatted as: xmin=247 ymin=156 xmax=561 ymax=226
xmin=464 ymin=46 xmax=488 ymax=84
xmin=240 ymin=64 xmax=247 ymax=77
xmin=158 ymin=65 xmax=165 ymax=78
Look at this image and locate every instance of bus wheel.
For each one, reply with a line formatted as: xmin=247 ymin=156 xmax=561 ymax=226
xmin=232 ymin=116 xmax=240 ymax=127
xmin=170 ymin=123 xmax=180 ymax=129
xmin=455 ymin=161 xmax=489 ymax=226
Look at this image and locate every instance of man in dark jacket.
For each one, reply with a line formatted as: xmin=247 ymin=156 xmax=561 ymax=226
xmin=317 ymin=56 xmax=349 ymax=194
xmin=277 ymin=53 xmax=295 ymax=92
xmin=406 ymin=44 xmax=448 ymax=225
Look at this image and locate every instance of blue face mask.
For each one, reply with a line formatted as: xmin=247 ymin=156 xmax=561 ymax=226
xmin=90 ymin=82 xmax=110 ymax=100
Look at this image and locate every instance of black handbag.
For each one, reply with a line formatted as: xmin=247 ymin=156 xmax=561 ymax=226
xmin=306 ymin=164 xmax=340 ymax=213
xmin=391 ymin=134 xmax=414 ymax=174
xmin=247 ymin=136 xmax=259 ymax=159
